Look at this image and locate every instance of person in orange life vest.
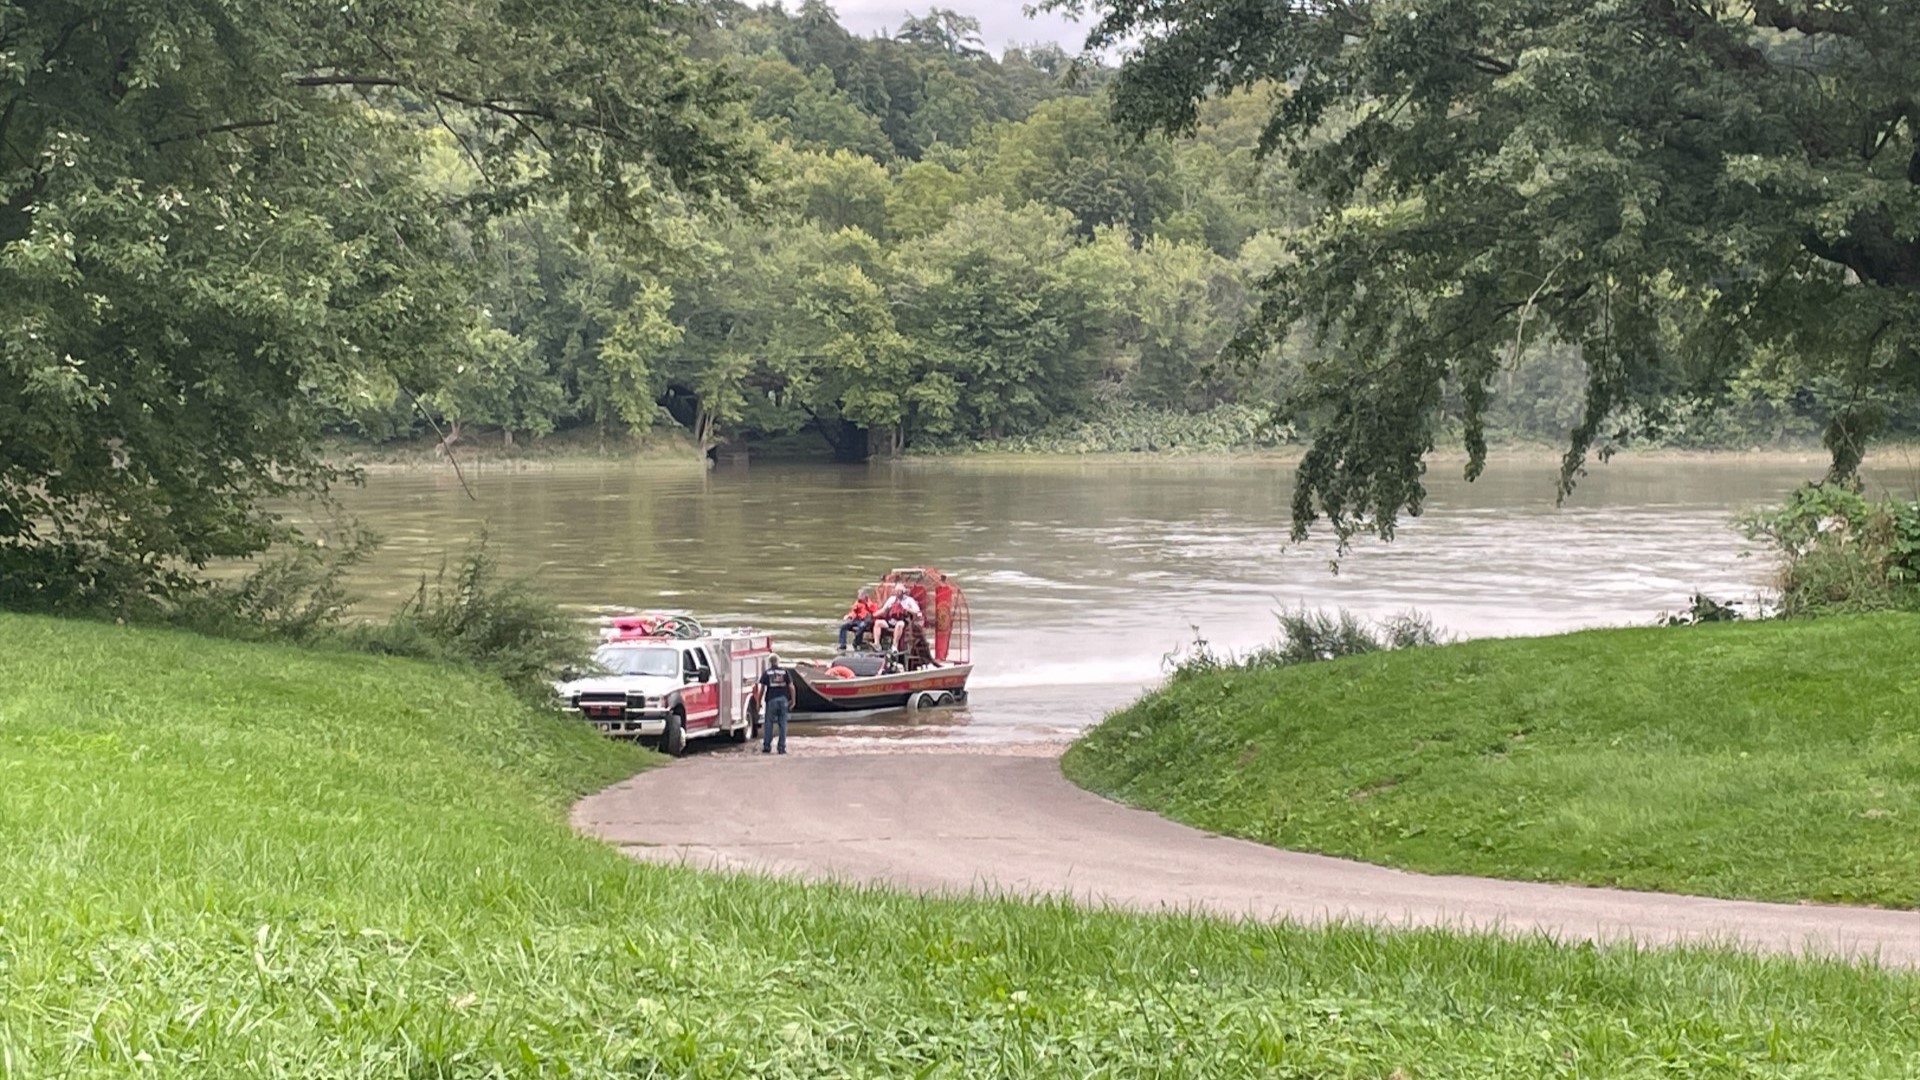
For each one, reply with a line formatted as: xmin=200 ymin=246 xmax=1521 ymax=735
xmin=755 ymin=655 xmax=793 ymax=755
xmin=872 ymin=584 xmax=922 ymax=654
xmin=837 ymin=587 xmax=876 ymax=650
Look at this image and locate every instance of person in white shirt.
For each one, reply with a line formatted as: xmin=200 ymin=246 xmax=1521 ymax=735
xmin=873 ymin=585 xmax=923 ymax=654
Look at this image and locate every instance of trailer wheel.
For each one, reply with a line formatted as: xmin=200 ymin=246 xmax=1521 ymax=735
xmin=663 ymin=710 xmax=688 ymax=756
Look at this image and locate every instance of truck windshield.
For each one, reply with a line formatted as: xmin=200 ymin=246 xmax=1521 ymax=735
xmin=590 ymin=646 xmax=679 ymax=678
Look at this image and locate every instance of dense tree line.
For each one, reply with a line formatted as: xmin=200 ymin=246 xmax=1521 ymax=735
xmin=6 ymin=0 xmax=1913 ymax=609
xmin=332 ymin=2 xmax=1304 ymax=459
xmin=330 ymin=1 xmax=1912 ymax=464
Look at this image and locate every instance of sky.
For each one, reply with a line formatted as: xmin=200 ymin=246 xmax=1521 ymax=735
xmin=827 ymin=0 xmax=1096 ymax=53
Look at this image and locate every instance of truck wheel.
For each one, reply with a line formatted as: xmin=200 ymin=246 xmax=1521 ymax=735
xmin=731 ymin=701 xmax=759 ymax=743
xmin=663 ymin=710 xmax=688 ymax=756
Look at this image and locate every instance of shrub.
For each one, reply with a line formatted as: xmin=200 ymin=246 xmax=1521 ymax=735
xmin=1167 ymin=607 xmax=1442 ymax=679
xmin=1742 ymin=483 xmax=1920 ymax=616
xmin=350 ymin=535 xmax=589 ymax=699
xmin=163 ymin=534 xmax=373 ymax=641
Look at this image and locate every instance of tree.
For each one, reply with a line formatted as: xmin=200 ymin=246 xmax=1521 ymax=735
xmin=663 ymin=222 xmax=804 ymax=447
xmin=782 ymin=257 xmax=916 ymax=454
xmin=0 ymin=0 xmax=756 ymax=609
xmin=784 ymin=148 xmax=893 ymax=238
xmin=894 ymin=201 xmax=1102 ymax=437
xmin=745 ymin=58 xmax=892 ymax=158
xmin=887 ymin=160 xmax=970 ymax=238
xmin=980 ymin=96 xmax=1178 ymax=238
xmin=1067 ymin=0 xmax=1920 ymax=542
xmin=896 ymin=10 xmax=989 ymax=59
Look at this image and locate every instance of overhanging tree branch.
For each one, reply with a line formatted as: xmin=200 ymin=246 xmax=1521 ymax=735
xmin=150 ymin=118 xmax=279 ymax=146
xmin=1749 ymin=0 xmax=1864 ymax=37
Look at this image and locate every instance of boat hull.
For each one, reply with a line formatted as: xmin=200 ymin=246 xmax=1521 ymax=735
xmin=790 ymin=663 xmax=972 ymax=714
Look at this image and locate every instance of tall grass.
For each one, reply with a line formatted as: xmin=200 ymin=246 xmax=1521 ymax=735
xmin=7 ymin=613 xmax=1920 ymax=1076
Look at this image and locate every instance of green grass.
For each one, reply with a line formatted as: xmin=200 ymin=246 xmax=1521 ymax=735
xmin=1064 ymin=613 xmax=1920 ymax=909
xmin=7 ymin=615 xmax=1920 ymax=1077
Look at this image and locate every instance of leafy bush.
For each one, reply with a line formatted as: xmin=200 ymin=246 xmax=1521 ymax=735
xmin=163 ymin=534 xmax=374 ymax=641
xmin=1742 ymin=483 xmax=1920 ymax=617
xmin=1167 ymin=607 xmax=1442 ymax=680
xmin=349 ymin=535 xmax=589 ymax=699
xmin=145 ymin=527 xmax=584 ymax=701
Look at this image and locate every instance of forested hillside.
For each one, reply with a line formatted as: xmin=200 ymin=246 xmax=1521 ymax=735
xmin=330 ymin=1 xmax=1899 ymax=459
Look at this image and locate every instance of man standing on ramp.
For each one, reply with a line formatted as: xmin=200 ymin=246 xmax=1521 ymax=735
xmin=756 ymin=655 xmax=793 ymax=755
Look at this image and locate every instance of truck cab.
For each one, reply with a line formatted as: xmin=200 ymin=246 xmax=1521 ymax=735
xmin=555 ymin=627 xmax=773 ymax=754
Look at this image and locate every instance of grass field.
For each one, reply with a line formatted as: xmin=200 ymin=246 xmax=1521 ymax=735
xmin=7 ymin=614 xmax=1920 ymax=1077
xmin=1064 ymin=613 xmax=1920 ymax=909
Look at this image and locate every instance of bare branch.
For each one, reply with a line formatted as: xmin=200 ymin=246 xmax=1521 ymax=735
xmin=150 ymin=118 xmax=279 ymax=146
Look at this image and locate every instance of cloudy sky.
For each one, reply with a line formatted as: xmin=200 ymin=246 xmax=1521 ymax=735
xmin=828 ymin=0 xmax=1096 ymax=53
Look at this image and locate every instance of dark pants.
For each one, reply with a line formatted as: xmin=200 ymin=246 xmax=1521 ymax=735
xmin=837 ymin=617 xmax=870 ymax=649
xmin=761 ymin=696 xmax=789 ymax=753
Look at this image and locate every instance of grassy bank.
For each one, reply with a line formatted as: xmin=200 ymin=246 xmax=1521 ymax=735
xmin=1064 ymin=614 xmax=1920 ymax=909
xmin=8 ymin=616 xmax=1920 ymax=1076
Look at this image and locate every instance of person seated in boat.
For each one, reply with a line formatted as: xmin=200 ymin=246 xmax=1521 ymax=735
xmin=872 ymin=584 xmax=922 ymax=654
xmin=837 ymin=588 xmax=876 ymax=651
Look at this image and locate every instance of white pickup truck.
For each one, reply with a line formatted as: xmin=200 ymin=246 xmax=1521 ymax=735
xmin=555 ymin=626 xmax=773 ymax=755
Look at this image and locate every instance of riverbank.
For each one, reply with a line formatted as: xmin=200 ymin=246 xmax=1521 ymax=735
xmin=10 ymin=613 xmax=1920 ymax=1075
xmin=325 ymin=425 xmax=1920 ymax=477
xmin=322 ymin=428 xmax=710 ymax=473
xmin=1063 ymin=613 xmax=1920 ymax=908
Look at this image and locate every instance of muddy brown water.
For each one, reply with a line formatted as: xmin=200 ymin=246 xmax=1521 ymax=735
xmin=316 ymin=453 xmax=1919 ymax=748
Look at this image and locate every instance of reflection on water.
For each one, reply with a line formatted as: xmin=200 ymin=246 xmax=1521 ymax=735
xmin=314 ymin=453 xmax=1913 ymax=746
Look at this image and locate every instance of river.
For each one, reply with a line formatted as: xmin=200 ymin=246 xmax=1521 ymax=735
xmin=322 ymin=453 xmax=1916 ymax=747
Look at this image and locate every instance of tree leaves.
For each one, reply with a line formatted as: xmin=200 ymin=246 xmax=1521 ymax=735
xmin=0 ymin=0 xmax=757 ymax=609
xmin=1077 ymin=0 xmax=1920 ymax=544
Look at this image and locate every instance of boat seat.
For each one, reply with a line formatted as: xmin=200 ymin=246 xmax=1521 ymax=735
xmin=833 ymin=653 xmax=889 ymax=677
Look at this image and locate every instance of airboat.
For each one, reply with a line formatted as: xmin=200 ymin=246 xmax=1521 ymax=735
xmin=790 ymin=567 xmax=972 ymax=713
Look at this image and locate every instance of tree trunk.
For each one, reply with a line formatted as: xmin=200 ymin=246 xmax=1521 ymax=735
xmin=694 ymin=403 xmax=715 ymax=450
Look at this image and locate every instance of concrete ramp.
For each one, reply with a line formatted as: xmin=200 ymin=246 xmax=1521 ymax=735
xmin=573 ymin=751 xmax=1920 ymax=965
